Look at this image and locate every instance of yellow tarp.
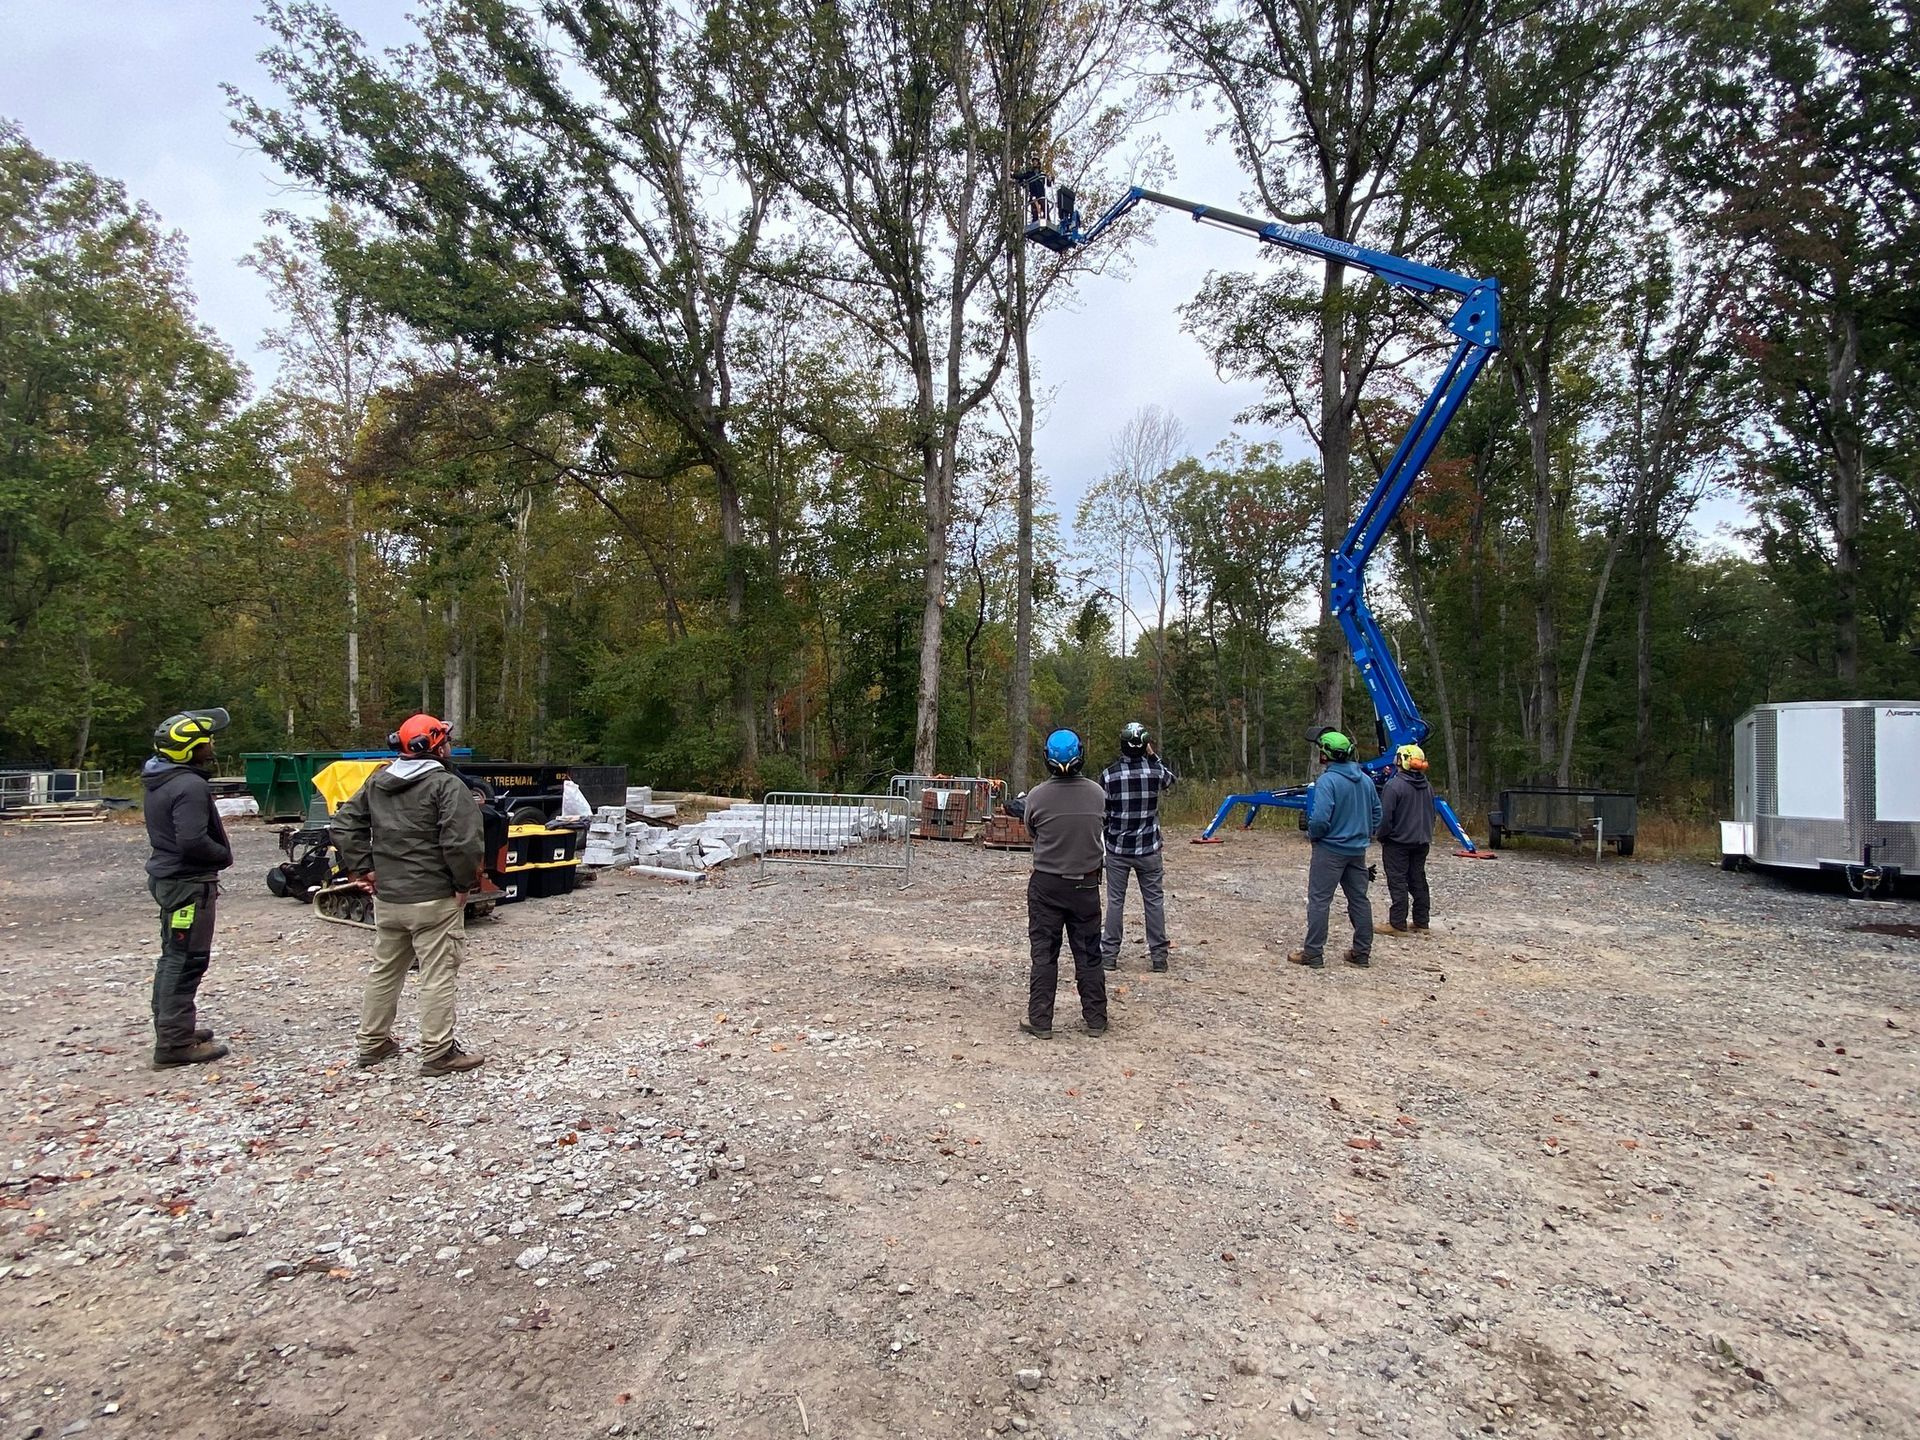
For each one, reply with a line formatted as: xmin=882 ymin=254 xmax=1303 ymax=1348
xmin=310 ymin=759 xmax=389 ymax=815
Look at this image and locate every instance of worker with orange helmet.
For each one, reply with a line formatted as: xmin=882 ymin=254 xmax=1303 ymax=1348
xmin=1377 ymin=743 xmax=1436 ymax=936
xmin=331 ymin=714 xmax=486 ymax=1076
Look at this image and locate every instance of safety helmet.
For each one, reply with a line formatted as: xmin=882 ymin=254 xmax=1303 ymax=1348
xmin=1395 ymin=743 xmax=1429 ymax=771
xmin=1316 ymin=729 xmax=1355 ymax=762
xmin=393 ymin=713 xmax=453 ymax=756
xmin=1044 ymin=728 xmax=1085 ymax=777
xmin=153 ymin=707 xmax=230 ymax=763
xmin=1121 ymin=721 xmax=1151 ymax=755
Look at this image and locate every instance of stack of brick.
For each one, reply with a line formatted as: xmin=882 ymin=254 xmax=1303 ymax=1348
xmin=583 ymin=806 xmax=633 ymax=867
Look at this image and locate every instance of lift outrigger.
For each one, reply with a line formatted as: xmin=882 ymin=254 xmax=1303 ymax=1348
xmin=1016 ymin=174 xmax=1498 ymax=854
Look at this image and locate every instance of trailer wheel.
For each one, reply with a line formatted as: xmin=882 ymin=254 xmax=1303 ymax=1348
xmin=1720 ymin=853 xmax=1744 ymax=872
xmin=1614 ymin=835 xmax=1635 ymax=858
xmin=1487 ymin=824 xmax=1503 ymax=850
xmin=510 ymin=805 xmax=548 ymax=828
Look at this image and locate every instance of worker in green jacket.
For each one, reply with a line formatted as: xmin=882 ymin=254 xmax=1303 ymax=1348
xmin=332 ymin=714 xmax=486 ymax=1076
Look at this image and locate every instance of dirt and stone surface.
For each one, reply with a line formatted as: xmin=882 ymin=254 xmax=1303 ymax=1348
xmin=0 ymin=816 xmax=1915 ymax=1440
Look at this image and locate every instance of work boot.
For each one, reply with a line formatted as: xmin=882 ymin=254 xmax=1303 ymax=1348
xmin=1019 ymin=1020 xmax=1053 ymax=1041
xmin=1412 ymin=923 xmax=1431 ymax=935
xmin=419 ymin=1043 xmax=485 ymax=1077
xmin=1343 ymin=949 xmax=1371 ymax=968
xmin=152 ymin=1040 xmax=229 ymax=1070
xmin=1383 ymin=923 xmax=1411 ymax=937
xmin=1286 ymin=951 xmax=1325 ymax=970
xmin=356 ymin=1037 xmax=401 ymax=1069
xmin=1085 ymin=1018 xmax=1109 ymax=1035
xmin=193 ymin=1026 xmax=215 ymax=1042
xmin=1101 ymin=958 xmax=1118 ymax=972
xmin=1150 ymin=959 xmax=1168 ymax=972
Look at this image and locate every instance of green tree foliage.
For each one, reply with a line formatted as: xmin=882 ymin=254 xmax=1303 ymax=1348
xmin=4 ymin=0 xmax=1915 ymax=818
xmin=0 ymin=126 xmax=244 ymax=766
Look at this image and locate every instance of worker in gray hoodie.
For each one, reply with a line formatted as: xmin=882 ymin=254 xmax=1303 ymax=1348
xmin=1287 ymin=729 xmax=1381 ymax=970
xmin=332 ymin=713 xmax=486 ymax=1076
xmin=143 ymin=707 xmax=236 ymax=1068
xmin=1377 ymin=743 xmax=1435 ymax=934
xmin=1021 ymin=729 xmax=1109 ymax=1039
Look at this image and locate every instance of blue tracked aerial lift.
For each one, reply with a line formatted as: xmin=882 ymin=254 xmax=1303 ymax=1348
xmin=1017 ymin=174 xmax=1496 ymax=854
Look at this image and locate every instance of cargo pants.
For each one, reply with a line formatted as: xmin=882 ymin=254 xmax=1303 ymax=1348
xmin=1027 ymin=869 xmax=1107 ymax=1030
xmin=358 ymin=895 xmax=466 ymax=1064
xmin=149 ymin=875 xmax=218 ymax=1053
xmin=1381 ymin=841 xmax=1431 ymax=929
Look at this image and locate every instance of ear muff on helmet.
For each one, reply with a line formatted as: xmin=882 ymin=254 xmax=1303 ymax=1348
xmin=1044 ymin=728 xmax=1084 ymax=776
xmin=153 ymin=707 xmax=231 ymax=763
xmin=395 ymin=713 xmax=452 ymax=756
xmin=1316 ymin=729 xmax=1355 ymax=762
xmin=1395 ymin=743 xmax=1429 ymax=771
xmin=1121 ymin=721 xmax=1150 ymax=754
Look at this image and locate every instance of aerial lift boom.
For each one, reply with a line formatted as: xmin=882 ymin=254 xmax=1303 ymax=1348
xmin=1017 ymin=175 xmax=1498 ymax=852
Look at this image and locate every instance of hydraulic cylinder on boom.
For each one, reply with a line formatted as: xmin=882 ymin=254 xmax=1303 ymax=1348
xmin=1015 ymin=172 xmax=1497 ymax=853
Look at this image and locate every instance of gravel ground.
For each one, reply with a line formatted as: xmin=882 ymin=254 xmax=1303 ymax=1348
xmin=0 ymin=816 xmax=1915 ymax=1440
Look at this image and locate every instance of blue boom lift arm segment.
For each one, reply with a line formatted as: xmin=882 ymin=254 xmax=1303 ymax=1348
xmin=1018 ymin=177 xmax=1498 ymax=851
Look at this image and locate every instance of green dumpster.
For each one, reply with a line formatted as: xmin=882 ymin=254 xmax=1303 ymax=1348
xmin=242 ymin=752 xmax=348 ymax=820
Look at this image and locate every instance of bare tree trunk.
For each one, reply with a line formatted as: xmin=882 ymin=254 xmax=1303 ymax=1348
xmin=911 ymin=384 xmax=949 ymax=775
xmin=535 ymin=615 xmax=550 ymax=759
xmin=1314 ymin=259 xmax=1351 ymax=733
xmin=443 ymin=596 xmax=465 ymax=740
xmin=718 ymin=471 xmax=758 ymax=774
xmin=1634 ymin=527 xmax=1656 ymax=794
xmin=1396 ymin=526 xmax=1460 ymax=800
xmin=1559 ymin=523 xmax=1623 ymax=786
xmin=1828 ymin=310 xmax=1863 ymax=687
xmin=345 ymin=484 xmax=361 ymax=737
xmin=73 ymin=640 xmax=92 ymax=770
xmin=1008 ymin=241 xmax=1036 ymax=794
xmin=1514 ymin=362 xmax=1562 ymax=774
xmin=1465 ymin=456 xmax=1490 ymax=799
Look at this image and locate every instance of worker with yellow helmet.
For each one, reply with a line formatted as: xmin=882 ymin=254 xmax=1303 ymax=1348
xmin=142 ymin=707 xmax=236 ymax=1068
xmin=1377 ymin=742 xmax=1435 ymax=935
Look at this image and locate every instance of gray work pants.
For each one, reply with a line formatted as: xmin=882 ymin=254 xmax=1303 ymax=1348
xmin=1301 ymin=844 xmax=1373 ymax=961
xmin=1101 ymin=851 xmax=1169 ymax=965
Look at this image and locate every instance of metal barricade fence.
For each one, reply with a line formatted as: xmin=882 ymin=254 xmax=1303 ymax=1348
xmin=887 ymin=773 xmax=1002 ymax=822
xmin=758 ymin=792 xmax=914 ymax=883
xmin=0 ymin=769 xmax=105 ymax=811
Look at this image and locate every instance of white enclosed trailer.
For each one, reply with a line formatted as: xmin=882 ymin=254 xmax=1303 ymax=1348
xmin=1720 ymin=700 xmax=1920 ymax=892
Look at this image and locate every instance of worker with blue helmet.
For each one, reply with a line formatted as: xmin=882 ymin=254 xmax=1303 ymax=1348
xmin=1019 ymin=728 xmax=1109 ymax=1039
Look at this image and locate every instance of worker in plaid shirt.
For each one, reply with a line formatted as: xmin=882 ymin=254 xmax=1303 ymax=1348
xmin=1099 ymin=721 xmax=1177 ymax=972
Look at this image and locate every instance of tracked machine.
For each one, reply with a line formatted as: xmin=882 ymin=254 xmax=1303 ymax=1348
xmin=266 ymin=767 xmax=510 ymax=929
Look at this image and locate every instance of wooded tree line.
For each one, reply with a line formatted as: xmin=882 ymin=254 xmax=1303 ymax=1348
xmin=2 ymin=0 xmax=1914 ymax=812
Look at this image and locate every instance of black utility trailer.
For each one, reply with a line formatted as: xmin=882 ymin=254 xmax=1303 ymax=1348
xmin=456 ymin=762 xmax=627 ymax=825
xmin=1487 ymin=787 xmax=1638 ymax=856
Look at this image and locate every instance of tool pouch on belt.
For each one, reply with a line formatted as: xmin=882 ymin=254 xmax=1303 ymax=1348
xmin=170 ymin=901 xmax=198 ymax=930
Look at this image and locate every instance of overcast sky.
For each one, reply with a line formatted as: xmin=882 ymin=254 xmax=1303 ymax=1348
xmin=1 ymin=1 xmax=1741 ymax=568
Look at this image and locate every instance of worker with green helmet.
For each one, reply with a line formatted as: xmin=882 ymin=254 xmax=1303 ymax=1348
xmin=1377 ymin=742 xmax=1435 ymax=935
xmin=142 ymin=707 xmax=236 ymax=1068
xmin=1287 ymin=726 xmax=1381 ymax=970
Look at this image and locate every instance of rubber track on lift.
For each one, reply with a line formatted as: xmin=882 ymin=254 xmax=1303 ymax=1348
xmin=312 ymin=880 xmax=376 ymax=930
xmin=312 ymin=882 xmax=498 ymax=930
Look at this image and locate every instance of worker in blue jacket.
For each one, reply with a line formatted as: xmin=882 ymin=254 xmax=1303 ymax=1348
xmin=1287 ymin=729 xmax=1381 ymax=970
